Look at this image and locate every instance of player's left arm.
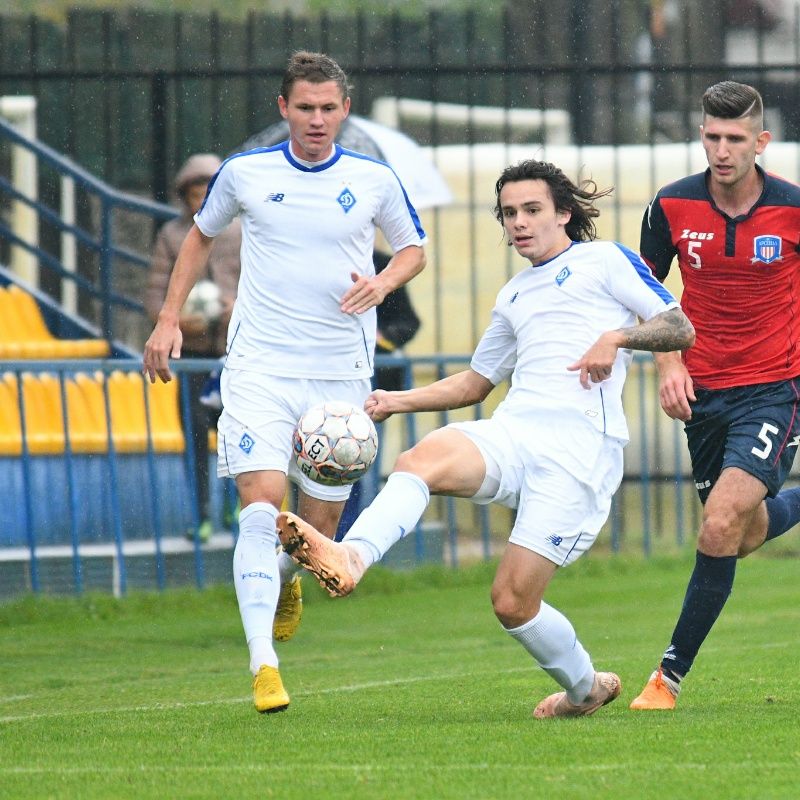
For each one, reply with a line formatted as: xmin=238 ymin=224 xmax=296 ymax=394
xmin=341 ymin=244 xmax=426 ymax=315
xmin=569 ymin=307 xmax=695 ymax=389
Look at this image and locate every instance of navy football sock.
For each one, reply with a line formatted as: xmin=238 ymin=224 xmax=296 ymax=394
xmin=660 ymin=551 xmax=737 ymax=682
xmin=765 ymin=486 xmax=800 ymax=541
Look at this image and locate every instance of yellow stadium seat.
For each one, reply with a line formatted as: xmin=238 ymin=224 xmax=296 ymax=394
xmin=107 ymin=370 xmax=147 ymax=452
xmin=0 ymin=285 xmax=111 ymax=359
xmin=29 ymin=372 xmax=66 ymax=454
xmin=0 ymin=372 xmax=22 ymax=455
xmin=0 ymin=373 xmax=63 ymax=455
xmin=64 ymin=374 xmax=103 ymax=453
xmin=0 ymin=288 xmax=28 ymax=359
xmin=74 ymin=371 xmax=109 ymax=453
xmin=146 ymin=378 xmax=185 ymax=453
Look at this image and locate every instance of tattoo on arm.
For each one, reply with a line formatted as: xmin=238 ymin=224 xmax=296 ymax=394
xmin=619 ymin=308 xmax=695 ymax=352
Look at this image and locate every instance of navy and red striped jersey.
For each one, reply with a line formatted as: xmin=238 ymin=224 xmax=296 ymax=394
xmin=640 ymin=165 xmax=800 ymax=389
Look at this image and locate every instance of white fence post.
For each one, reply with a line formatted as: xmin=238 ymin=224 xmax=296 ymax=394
xmin=0 ymin=95 xmax=39 ymax=287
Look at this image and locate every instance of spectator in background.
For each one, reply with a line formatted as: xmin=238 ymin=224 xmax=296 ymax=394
xmin=145 ymin=153 xmax=241 ymax=542
xmin=373 ymin=249 xmax=421 ymax=393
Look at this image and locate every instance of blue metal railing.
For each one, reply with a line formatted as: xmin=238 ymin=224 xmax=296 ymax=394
xmin=0 ymin=117 xmax=709 ymax=598
xmin=0 ymin=354 xmax=704 ymax=599
xmin=0 ymin=115 xmax=178 ymax=343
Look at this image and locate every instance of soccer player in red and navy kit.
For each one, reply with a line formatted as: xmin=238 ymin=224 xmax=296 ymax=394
xmin=630 ymin=81 xmax=800 ymax=710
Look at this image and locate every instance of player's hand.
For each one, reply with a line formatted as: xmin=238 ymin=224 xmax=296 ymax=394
xmin=657 ymin=359 xmax=695 ymax=420
xmin=364 ymin=389 xmax=394 ymax=422
xmin=341 ymin=272 xmax=387 ymax=315
xmin=142 ymin=317 xmax=182 ymax=384
xmin=567 ymin=333 xmax=619 ymax=389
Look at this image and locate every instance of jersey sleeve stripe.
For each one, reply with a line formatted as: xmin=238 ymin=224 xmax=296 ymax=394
xmin=613 ymin=241 xmax=677 ymax=305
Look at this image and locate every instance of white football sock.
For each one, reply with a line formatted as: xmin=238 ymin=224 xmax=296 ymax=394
xmin=277 ymin=548 xmax=301 ymax=583
xmin=342 ymin=471 xmax=430 ymax=568
xmin=505 ymin=602 xmax=595 ymax=703
xmin=233 ymin=502 xmax=281 ymax=674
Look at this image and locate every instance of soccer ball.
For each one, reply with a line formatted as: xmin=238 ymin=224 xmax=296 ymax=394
xmin=293 ymin=401 xmax=379 ymax=486
xmin=184 ymin=280 xmax=222 ymax=323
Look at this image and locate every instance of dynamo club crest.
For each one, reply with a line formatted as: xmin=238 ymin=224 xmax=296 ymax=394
xmin=752 ymin=235 xmax=782 ymax=264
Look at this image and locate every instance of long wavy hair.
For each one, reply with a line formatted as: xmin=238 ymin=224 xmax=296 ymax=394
xmin=493 ymin=159 xmax=613 ymax=241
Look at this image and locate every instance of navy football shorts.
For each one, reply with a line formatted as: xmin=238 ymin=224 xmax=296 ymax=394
xmin=685 ymin=377 xmax=800 ymax=504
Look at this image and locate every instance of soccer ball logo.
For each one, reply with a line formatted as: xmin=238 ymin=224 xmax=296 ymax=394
xmin=293 ymin=401 xmax=378 ymax=486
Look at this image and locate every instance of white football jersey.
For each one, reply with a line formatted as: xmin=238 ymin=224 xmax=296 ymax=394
xmin=471 ymin=240 xmax=679 ymax=443
xmin=196 ymin=142 xmax=427 ymax=379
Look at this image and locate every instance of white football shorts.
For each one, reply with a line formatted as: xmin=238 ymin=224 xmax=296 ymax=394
xmin=217 ymin=369 xmax=371 ymax=501
xmin=448 ymin=413 xmax=624 ymax=567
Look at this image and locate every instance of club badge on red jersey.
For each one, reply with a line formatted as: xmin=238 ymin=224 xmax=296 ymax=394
xmin=752 ymin=235 xmax=782 ymax=264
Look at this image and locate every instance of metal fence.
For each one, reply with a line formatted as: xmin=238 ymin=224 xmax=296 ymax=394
xmin=2 ymin=4 xmax=800 ymax=598
xmin=0 ymin=353 xmax=704 ymax=600
xmin=3 ymin=4 xmax=800 ymax=353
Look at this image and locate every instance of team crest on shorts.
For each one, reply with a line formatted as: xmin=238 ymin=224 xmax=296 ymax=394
xmin=239 ymin=433 xmax=255 ymax=454
xmin=337 ymin=187 xmax=356 ymax=213
xmin=751 ymin=235 xmax=782 ymax=264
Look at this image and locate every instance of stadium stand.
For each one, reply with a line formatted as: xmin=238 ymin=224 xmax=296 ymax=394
xmin=0 ymin=370 xmax=191 ymax=546
xmin=0 ymin=285 xmax=110 ymax=359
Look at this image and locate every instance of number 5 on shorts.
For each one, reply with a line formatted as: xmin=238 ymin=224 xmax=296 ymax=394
xmin=751 ymin=422 xmax=780 ymax=459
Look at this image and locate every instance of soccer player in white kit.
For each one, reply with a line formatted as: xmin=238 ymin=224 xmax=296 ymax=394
xmin=276 ymin=159 xmax=695 ymax=718
xmin=142 ymin=51 xmax=426 ymax=713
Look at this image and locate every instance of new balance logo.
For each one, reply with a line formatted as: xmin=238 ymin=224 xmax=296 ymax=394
xmin=546 ymin=534 xmax=563 ymax=547
xmin=265 ymin=193 xmax=285 ymax=202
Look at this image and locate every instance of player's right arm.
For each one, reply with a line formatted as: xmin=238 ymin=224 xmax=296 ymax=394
xmin=641 ymin=193 xmax=677 ymax=281
xmin=365 ymin=369 xmax=494 ymax=422
xmin=143 ymin=225 xmax=214 ymax=383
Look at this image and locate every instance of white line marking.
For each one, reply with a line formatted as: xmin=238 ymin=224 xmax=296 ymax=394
xmin=0 ymin=695 xmax=34 ymax=704
xmin=1 ymin=761 xmax=795 ymax=776
xmin=0 ymin=667 xmax=533 ymax=724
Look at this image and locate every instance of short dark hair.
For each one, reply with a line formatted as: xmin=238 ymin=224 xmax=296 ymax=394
xmin=702 ymin=81 xmax=763 ymax=124
xmin=280 ymin=51 xmax=350 ymax=101
xmin=493 ymin=160 xmax=612 ymax=241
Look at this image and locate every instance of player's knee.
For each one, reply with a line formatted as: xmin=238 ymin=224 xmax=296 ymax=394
xmin=393 ymin=446 xmax=435 ymax=484
xmin=699 ymin=508 xmax=741 ymax=554
xmin=491 ymin=584 xmax=536 ymax=629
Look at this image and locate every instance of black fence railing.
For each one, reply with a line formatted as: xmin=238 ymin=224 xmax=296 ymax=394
xmin=2 ymin=3 xmax=799 ymax=197
xmin=2 ymin=5 xmax=800 ymax=363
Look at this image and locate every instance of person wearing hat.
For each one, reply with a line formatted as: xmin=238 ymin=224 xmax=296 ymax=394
xmin=145 ymin=153 xmax=241 ymax=542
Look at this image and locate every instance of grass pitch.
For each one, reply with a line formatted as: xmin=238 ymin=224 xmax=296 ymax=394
xmin=1 ymin=554 xmax=798 ymax=800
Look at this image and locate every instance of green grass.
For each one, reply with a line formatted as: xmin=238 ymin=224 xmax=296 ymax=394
xmin=1 ymin=554 xmax=798 ymax=799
